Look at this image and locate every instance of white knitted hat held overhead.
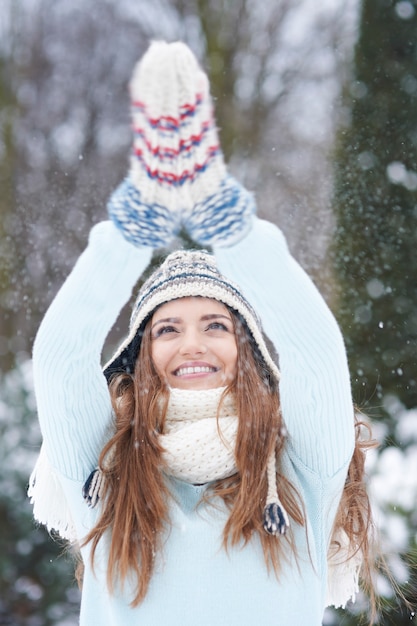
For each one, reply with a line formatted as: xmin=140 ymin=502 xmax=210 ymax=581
xmin=99 ymin=249 xmax=289 ymax=537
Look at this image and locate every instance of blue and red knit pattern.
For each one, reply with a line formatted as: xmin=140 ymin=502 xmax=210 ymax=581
xmin=107 ymin=41 xmax=255 ymax=249
xmin=184 ymin=175 xmax=255 ymax=247
xmin=107 ymin=177 xmax=180 ymax=248
xmin=131 ymin=94 xmax=221 ymax=186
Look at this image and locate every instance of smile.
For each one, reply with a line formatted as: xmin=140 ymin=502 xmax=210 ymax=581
xmin=174 ymin=366 xmax=218 ymax=377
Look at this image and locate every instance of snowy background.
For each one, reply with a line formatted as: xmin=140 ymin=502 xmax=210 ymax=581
xmin=0 ymin=0 xmax=416 ymax=624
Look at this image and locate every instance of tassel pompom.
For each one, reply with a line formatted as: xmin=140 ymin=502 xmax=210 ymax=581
xmin=82 ymin=468 xmax=104 ymax=508
xmin=263 ymin=501 xmax=290 ymax=536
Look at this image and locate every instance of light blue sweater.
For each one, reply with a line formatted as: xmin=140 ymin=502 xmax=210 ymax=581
xmin=32 ymin=217 xmax=355 ymax=625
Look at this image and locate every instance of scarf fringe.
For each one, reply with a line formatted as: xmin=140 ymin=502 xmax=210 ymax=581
xmin=28 ymin=445 xmax=77 ymax=542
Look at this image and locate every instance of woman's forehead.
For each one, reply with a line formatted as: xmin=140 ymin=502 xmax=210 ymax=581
xmin=151 ymin=297 xmax=230 ymax=320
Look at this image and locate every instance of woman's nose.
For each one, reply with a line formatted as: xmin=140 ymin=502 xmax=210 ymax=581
xmin=178 ymin=329 xmax=207 ymax=355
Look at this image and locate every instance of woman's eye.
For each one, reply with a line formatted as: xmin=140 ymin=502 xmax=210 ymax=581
xmin=154 ymin=325 xmax=178 ymax=338
xmin=207 ymin=322 xmax=228 ymax=331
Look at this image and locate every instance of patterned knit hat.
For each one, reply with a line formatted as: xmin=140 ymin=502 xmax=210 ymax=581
xmin=103 ymin=249 xmax=280 ymax=383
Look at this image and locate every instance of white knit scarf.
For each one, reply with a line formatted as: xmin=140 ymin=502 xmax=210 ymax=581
xmin=160 ymin=386 xmax=237 ymax=484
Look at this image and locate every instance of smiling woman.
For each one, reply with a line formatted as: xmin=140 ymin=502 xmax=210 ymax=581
xmin=29 ymin=41 xmax=377 ymax=626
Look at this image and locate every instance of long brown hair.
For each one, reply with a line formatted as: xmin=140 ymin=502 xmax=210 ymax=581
xmin=82 ymin=307 xmax=376 ymax=611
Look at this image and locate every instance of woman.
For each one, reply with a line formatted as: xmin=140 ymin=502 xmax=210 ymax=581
xmin=29 ymin=41 xmax=374 ymax=625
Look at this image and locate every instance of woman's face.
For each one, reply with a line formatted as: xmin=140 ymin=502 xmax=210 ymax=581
xmin=150 ymin=297 xmax=238 ymax=390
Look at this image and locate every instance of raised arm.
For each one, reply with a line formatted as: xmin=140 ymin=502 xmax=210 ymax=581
xmin=33 ymin=222 xmax=152 ymax=480
xmin=214 ymin=218 xmax=354 ymax=477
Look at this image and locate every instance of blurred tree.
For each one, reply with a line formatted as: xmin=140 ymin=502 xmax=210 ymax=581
xmin=0 ymin=8 xmax=19 ymax=374
xmin=3 ymin=0 xmax=152 ymax=372
xmin=332 ymin=0 xmax=417 ymax=622
xmin=176 ymin=0 xmax=302 ymax=160
xmin=333 ymin=0 xmax=417 ymax=414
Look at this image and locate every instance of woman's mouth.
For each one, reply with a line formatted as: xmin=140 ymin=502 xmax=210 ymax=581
xmin=174 ymin=365 xmax=218 ymax=377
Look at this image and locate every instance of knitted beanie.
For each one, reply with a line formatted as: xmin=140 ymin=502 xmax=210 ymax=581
xmin=103 ymin=248 xmax=280 ymax=383
xmin=107 ymin=40 xmax=255 ymax=249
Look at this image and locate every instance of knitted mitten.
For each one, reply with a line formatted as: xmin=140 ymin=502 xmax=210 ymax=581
xmin=107 ymin=41 xmax=185 ymax=248
xmin=108 ymin=41 xmax=255 ymax=248
xmin=170 ymin=42 xmax=256 ymax=247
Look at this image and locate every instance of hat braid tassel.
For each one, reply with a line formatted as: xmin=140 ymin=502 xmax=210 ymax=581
xmin=263 ymin=450 xmax=290 ymax=536
xmin=82 ymin=468 xmax=104 ymax=508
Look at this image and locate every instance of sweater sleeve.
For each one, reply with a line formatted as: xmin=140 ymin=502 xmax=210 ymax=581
xmin=32 ymin=221 xmax=153 ymax=481
xmin=214 ymin=217 xmax=354 ymax=478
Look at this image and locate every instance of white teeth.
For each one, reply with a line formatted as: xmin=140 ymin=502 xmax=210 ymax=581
xmin=175 ymin=366 xmax=216 ymax=377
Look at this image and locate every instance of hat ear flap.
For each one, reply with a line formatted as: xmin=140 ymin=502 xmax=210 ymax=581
xmin=103 ymin=345 xmax=133 ymax=382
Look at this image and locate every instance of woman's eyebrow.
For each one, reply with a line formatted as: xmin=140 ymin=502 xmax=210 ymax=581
xmin=201 ymin=314 xmax=232 ymax=321
xmin=151 ymin=313 xmax=232 ymax=329
xmin=151 ymin=317 xmax=181 ymax=329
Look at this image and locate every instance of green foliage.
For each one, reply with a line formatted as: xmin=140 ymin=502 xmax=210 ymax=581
xmin=332 ymin=0 xmax=417 ymax=417
xmin=332 ymin=0 xmax=417 ymax=624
